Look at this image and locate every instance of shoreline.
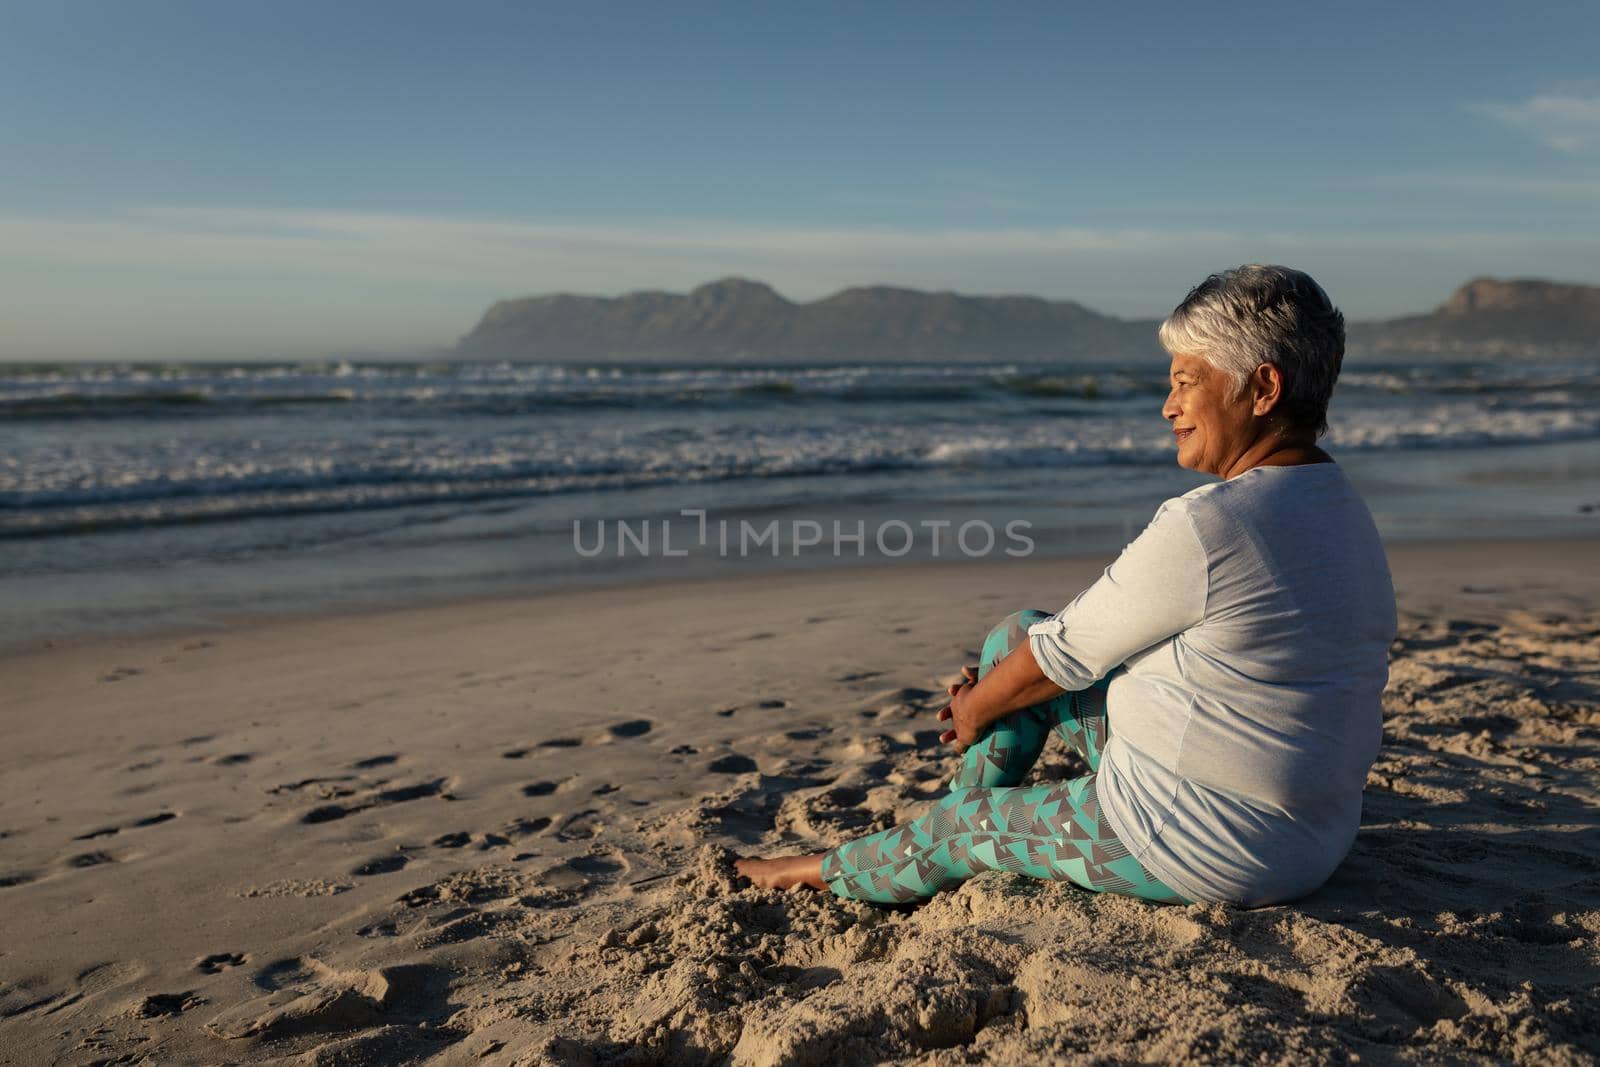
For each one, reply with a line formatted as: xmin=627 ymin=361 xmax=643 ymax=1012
xmin=4 ymin=431 xmax=1598 ymax=658
xmin=5 ymin=530 xmax=1598 ymax=664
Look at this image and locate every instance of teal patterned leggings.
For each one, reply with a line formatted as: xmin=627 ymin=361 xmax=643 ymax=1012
xmin=820 ymin=609 xmax=1190 ymax=906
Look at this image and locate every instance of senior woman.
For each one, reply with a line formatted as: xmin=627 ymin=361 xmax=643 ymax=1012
xmin=736 ymin=264 xmax=1398 ymax=908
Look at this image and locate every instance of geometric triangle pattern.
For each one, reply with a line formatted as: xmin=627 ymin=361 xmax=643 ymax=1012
xmin=818 ymin=608 xmax=1187 ymax=907
xmin=820 ymin=772 xmax=1187 ymax=906
xmin=948 ymin=609 xmax=1109 ymax=793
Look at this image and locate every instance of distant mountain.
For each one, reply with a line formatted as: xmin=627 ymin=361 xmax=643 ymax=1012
xmin=457 ymin=276 xmax=1600 ymax=363
xmin=1348 ymin=278 xmax=1600 ymax=359
xmin=456 ymin=277 xmax=1162 ymax=362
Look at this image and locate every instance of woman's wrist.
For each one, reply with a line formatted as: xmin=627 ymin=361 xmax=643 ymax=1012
xmin=968 ymin=645 xmax=1064 ymax=729
xmin=963 ymin=679 xmax=1010 ymax=733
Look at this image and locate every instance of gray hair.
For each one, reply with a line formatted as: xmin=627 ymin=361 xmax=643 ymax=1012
xmin=1157 ymin=264 xmax=1345 ymax=438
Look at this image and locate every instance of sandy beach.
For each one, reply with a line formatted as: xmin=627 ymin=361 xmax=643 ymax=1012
xmin=2 ymin=537 xmax=1598 ymax=1065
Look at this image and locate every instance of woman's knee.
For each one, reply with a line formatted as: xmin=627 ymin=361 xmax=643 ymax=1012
xmin=980 ymin=608 xmax=1055 ymax=671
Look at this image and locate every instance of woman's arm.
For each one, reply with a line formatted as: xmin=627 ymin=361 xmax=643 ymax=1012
xmin=940 ymin=496 xmax=1208 ymax=750
xmin=1028 ymin=498 xmax=1207 ymax=691
xmin=938 ymin=639 xmax=1063 ymax=749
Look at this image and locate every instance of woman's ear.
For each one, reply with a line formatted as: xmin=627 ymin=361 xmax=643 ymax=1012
xmin=1251 ymin=362 xmax=1285 ymax=417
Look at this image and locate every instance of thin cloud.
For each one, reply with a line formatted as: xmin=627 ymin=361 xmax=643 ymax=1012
xmin=5 ymin=205 xmax=1597 ymax=288
xmin=1474 ymin=93 xmax=1600 ymax=153
xmin=1368 ymin=172 xmax=1600 ymax=201
xmin=0 ymin=206 xmax=1247 ymax=295
xmin=4 ymin=205 xmax=1600 ymax=357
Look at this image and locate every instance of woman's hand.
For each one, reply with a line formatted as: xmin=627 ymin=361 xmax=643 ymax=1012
xmin=938 ymin=665 xmax=981 ymax=752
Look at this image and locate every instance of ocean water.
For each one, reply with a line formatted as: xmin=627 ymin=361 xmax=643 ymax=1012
xmin=2 ymin=358 xmax=1597 ymax=648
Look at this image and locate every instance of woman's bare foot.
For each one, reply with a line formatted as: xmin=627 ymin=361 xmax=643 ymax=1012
xmin=734 ymin=853 xmax=827 ymax=891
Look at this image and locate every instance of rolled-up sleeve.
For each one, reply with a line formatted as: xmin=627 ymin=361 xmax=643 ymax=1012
xmin=1027 ymin=497 xmax=1209 ymax=691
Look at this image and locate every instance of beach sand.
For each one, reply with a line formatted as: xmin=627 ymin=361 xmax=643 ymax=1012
xmin=1 ymin=538 xmax=1598 ymax=1065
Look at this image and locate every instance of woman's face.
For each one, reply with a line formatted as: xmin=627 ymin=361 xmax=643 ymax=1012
xmin=1161 ymin=352 xmax=1259 ymax=478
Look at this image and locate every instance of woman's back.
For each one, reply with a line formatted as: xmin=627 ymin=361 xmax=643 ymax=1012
xmin=1064 ymin=463 xmax=1398 ymax=906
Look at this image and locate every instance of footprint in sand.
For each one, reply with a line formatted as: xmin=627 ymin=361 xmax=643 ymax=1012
xmin=607 ymin=719 xmax=653 ymax=739
xmin=67 ymin=851 xmax=118 ymax=869
xmin=521 ymin=781 xmax=559 ymax=797
xmin=567 ymin=854 xmax=624 ymax=877
xmin=0 ymin=872 xmax=37 ymax=888
xmin=272 ymin=775 xmax=359 ymax=799
xmin=99 ymin=666 xmax=143 ymax=683
xmin=73 ymin=811 xmax=177 ymax=841
xmin=9 ymin=960 xmax=145 ymax=1022
xmin=352 ymin=854 xmax=409 ymax=877
xmin=539 ymin=738 xmax=583 ymax=749
xmin=204 ymin=958 xmax=448 ymax=1043
xmin=212 ymin=753 xmax=253 ymax=766
xmin=428 ymin=830 xmax=510 ymax=852
xmin=194 ymin=953 xmax=248 ymax=975
xmin=298 ymin=777 xmax=452 ymax=825
xmin=758 ymin=699 xmax=788 ymax=709
xmin=708 ymin=754 xmax=759 ymax=774
xmin=128 ymin=991 xmax=206 ymax=1018
xmin=860 ymin=686 xmax=941 ymax=721
xmin=555 ymin=811 xmax=601 ymax=842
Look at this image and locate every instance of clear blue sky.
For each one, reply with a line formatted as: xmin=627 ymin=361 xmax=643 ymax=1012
xmin=2 ymin=0 xmax=1597 ymax=358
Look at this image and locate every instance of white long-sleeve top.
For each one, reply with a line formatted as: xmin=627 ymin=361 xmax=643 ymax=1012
xmin=1027 ymin=462 xmax=1397 ymax=906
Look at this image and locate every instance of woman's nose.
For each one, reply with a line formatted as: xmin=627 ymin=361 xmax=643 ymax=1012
xmin=1161 ymin=392 xmax=1180 ymax=420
